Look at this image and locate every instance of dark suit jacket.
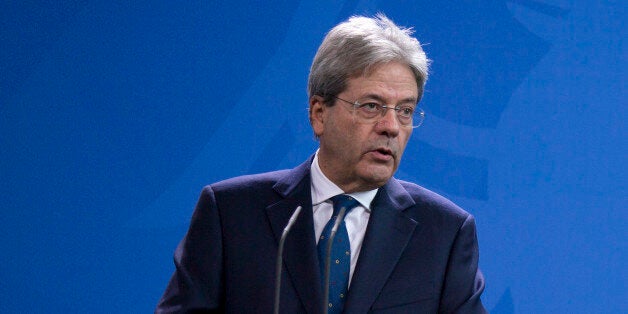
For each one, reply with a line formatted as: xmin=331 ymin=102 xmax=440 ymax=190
xmin=156 ymin=157 xmax=486 ymax=313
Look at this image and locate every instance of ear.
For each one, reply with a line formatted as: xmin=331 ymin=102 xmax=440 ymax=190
xmin=309 ymin=95 xmax=326 ymax=137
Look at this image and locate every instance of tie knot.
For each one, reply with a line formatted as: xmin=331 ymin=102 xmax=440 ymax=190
xmin=330 ymin=194 xmax=360 ymax=216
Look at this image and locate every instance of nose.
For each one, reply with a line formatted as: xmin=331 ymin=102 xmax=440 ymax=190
xmin=374 ymin=108 xmax=400 ymax=137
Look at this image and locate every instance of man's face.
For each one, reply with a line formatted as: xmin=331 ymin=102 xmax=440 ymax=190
xmin=310 ymin=61 xmax=418 ymax=192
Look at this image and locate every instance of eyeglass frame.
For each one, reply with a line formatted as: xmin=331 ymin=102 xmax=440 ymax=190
xmin=330 ymin=95 xmax=425 ymax=128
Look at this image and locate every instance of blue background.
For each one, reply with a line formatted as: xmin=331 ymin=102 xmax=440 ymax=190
xmin=1 ymin=1 xmax=625 ymax=312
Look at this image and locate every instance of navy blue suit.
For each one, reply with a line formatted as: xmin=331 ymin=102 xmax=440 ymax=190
xmin=156 ymin=157 xmax=486 ymax=313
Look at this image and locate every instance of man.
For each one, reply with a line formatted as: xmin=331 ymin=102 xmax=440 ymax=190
xmin=157 ymin=14 xmax=486 ymax=313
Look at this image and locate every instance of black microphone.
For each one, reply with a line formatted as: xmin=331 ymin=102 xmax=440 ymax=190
xmin=273 ymin=205 xmax=303 ymax=314
xmin=322 ymin=206 xmax=348 ymax=314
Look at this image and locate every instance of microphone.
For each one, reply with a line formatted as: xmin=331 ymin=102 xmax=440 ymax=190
xmin=322 ymin=206 xmax=348 ymax=314
xmin=273 ymin=205 xmax=303 ymax=314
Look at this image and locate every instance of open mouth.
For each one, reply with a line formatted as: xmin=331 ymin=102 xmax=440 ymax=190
xmin=369 ymin=147 xmax=394 ymax=161
xmin=375 ymin=147 xmax=393 ymax=156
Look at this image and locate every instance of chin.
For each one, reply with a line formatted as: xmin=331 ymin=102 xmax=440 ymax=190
xmin=362 ymin=170 xmax=394 ymax=187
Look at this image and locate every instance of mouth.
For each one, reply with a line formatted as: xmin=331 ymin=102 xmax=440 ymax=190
xmin=368 ymin=147 xmax=395 ymax=161
xmin=376 ymin=147 xmax=393 ymax=156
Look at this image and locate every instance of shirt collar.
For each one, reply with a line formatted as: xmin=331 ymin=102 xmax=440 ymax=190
xmin=310 ymin=150 xmax=378 ymax=211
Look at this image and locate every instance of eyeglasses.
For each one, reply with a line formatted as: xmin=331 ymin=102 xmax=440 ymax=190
xmin=333 ymin=96 xmax=425 ymax=128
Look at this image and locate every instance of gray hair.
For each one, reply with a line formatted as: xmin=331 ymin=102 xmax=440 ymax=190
xmin=308 ymin=14 xmax=430 ymax=104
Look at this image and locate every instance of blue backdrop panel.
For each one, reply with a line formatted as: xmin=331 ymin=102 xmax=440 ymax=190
xmin=1 ymin=1 xmax=625 ymax=312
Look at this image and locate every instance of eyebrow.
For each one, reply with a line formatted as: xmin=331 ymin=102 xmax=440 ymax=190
xmin=359 ymin=93 xmax=418 ymax=105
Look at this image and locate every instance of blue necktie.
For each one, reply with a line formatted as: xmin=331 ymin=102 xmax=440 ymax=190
xmin=317 ymin=194 xmax=360 ymax=314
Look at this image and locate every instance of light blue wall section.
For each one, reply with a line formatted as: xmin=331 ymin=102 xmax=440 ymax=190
xmin=1 ymin=1 xmax=625 ymax=312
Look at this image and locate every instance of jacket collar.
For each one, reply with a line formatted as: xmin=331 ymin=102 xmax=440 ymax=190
xmin=266 ymin=156 xmax=322 ymax=313
xmin=344 ymin=178 xmax=419 ymax=313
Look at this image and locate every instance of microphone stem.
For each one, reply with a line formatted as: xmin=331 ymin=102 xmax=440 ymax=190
xmin=273 ymin=206 xmax=302 ymax=314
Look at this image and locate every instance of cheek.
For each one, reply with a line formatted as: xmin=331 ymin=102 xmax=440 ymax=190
xmin=338 ymin=122 xmax=360 ymax=144
xmin=400 ymin=131 xmax=412 ymax=148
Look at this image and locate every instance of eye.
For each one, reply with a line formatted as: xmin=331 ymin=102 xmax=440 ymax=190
xmin=359 ymin=102 xmax=381 ymax=113
xmin=398 ymin=106 xmax=415 ymax=117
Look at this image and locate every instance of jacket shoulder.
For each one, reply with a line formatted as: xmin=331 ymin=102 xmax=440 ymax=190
xmin=396 ymin=179 xmax=472 ymax=223
xmin=205 ymin=169 xmax=291 ymax=193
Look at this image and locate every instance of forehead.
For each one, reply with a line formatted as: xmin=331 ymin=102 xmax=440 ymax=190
xmin=345 ymin=62 xmax=419 ymax=100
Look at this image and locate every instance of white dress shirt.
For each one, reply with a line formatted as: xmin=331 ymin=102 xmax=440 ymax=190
xmin=310 ymin=152 xmax=378 ymax=287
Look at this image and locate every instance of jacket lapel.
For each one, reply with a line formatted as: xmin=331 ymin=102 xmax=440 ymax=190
xmin=344 ymin=178 xmax=418 ymax=314
xmin=265 ymin=157 xmax=323 ymax=314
